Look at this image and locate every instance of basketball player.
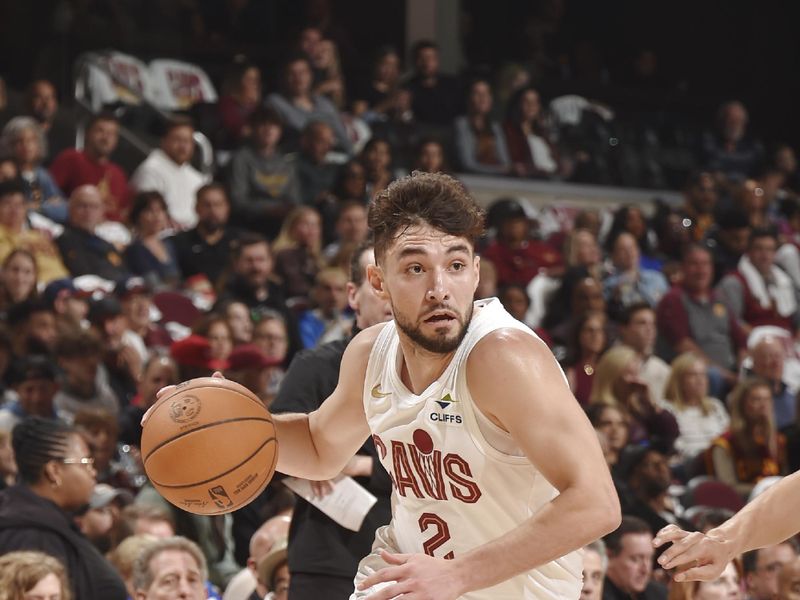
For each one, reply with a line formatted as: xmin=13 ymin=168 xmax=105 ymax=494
xmin=654 ymin=470 xmax=800 ymax=582
xmin=149 ymin=172 xmax=620 ymax=599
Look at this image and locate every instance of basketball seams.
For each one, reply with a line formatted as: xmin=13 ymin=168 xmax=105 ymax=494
xmin=149 ymin=436 xmax=277 ymax=489
xmin=142 ymin=416 xmax=275 ymax=463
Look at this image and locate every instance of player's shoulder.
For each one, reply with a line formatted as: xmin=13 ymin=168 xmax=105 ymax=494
xmin=468 ymin=327 xmax=550 ymax=366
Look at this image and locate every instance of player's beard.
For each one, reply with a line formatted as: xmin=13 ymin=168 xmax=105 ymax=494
xmin=393 ymin=301 xmax=473 ymax=354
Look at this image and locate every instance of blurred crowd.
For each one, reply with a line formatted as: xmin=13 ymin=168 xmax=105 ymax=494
xmin=1 ymin=16 xmax=800 ymax=600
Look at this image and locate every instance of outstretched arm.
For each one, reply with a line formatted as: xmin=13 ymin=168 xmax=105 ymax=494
xmin=655 ymin=470 xmax=800 ymax=581
xmin=358 ymin=329 xmax=621 ymax=599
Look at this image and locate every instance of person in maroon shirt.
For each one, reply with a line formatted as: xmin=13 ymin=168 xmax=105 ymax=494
xmin=49 ymin=113 xmax=130 ymax=222
xmin=482 ymin=198 xmax=563 ymax=287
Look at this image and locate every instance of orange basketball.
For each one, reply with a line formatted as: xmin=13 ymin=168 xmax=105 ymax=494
xmin=141 ymin=377 xmax=278 ymax=515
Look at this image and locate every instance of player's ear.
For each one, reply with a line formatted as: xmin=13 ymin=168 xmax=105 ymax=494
xmin=472 ymin=254 xmax=480 ymax=293
xmin=368 ymin=264 xmax=388 ymax=298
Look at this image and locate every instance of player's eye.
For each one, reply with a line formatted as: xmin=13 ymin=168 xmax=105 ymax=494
xmin=407 ymin=265 xmax=423 ymax=274
xmin=451 ymin=262 xmax=465 ymax=271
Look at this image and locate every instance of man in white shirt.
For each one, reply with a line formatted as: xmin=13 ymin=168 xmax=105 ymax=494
xmin=131 ymin=119 xmax=209 ymax=229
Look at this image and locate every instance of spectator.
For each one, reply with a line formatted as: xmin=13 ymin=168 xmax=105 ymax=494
xmin=322 ymin=200 xmax=369 ymax=263
xmin=454 ymin=79 xmax=512 ymax=175
xmin=704 ymin=208 xmax=751 ymax=285
xmin=224 ymin=517 xmax=290 ymax=600
xmin=587 ymin=403 xmax=631 ymax=470
xmin=118 ymin=504 xmax=175 ymax=540
xmin=602 ymin=516 xmax=667 ymax=600
xmin=737 ymin=178 xmax=775 ymax=230
xmin=296 ymin=121 xmax=340 ymax=206
xmin=404 ymin=40 xmax=461 ymax=126
xmin=356 ymin=46 xmax=402 ymax=116
xmin=53 ymin=327 xmax=119 ymax=422
xmin=251 ymin=310 xmax=291 ymax=398
xmin=606 ymin=205 xmax=660 ymax=271
xmin=226 ymin=344 xmax=278 ymax=404
xmin=656 ymin=244 xmax=746 ymax=397
xmin=192 ymin=314 xmax=234 ymax=365
xmin=7 ymin=298 xmax=58 ymax=357
xmin=272 ymin=206 xmax=324 ymax=300
xmin=706 ymin=378 xmax=787 ymax=497
xmin=0 ymin=355 xmax=61 ymax=431
xmin=621 ymin=446 xmax=689 ymax=541
xmin=778 ymin=556 xmax=800 ymax=600
xmin=545 ymin=271 xmax=607 ymax=348
xmin=87 ymin=296 xmax=141 ymax=405
xmin=590 ymin=345 xmax=679 ymax=450
xmin=0 ymin=550 xmax=72 ymax=600
xmin=717 ymin=228 xmax=798 ymax=336
xmin=603 ymin=232 xmax=669 ymax=321
xmin=563 ymin=228 xmax=603 ymax=280
xmin=49 ymin=113 xmax=130 ymax=222
xmin=745 ymin=335 xmax=796 ymax=430
xmin=256 ymin=540 xmax=289 ymax=600
xmin=618 ymin=303 xmax=670 ymax=403
xmin=413 ymin=137 xmax=448 ymax=174
xmin=0 ymin=249 xmax=39 ymax=317
xmin=24 ymin=79 xmax=75 ymax=162
xmin=219 ymin=300 xmax=254 ymax=346
xmin=130 ymin=119 xmax=210 ymax=230
xmin=265 ymin=55 xmax=352 ymax=154
xmin=107 ymin=534 xmax=158 ymax=599
xmin=582 ymin=540 xmax=607 ymax=600
xmin=504 ymin=86 xmax=561 ymax=179
xmin=0 ymin=429 xmax=17 ymax=490
xmin=0 ymin=116 xmax=66 ymax=223
xmin=563 ymin=310 xmax=607 ymax=407
xmin=42 ymin=278 xmax=90 ymax=332
xmin=475 ymin=257 xmax=499 ymax=301
xmin=74 ymin=409 xmax=136 ymax=491
xmin=217 ymin=60 xmax=262 ymax=147
xmin=229 ymin=107 xmax=300 ymax=237
xmin=169 ymin=334 xmax=229 ymax=381
xmin=701 ymin=100 xmax=764 ymax=185
xmin=131 ymin=536 xmax=207 ymax=600
xmin=482 ymin=198 xmax=563 ymax=287
xmin=0 ymin=156 xmax=18 ymax=182
xmin=497 ymin=283 xmax=532 ymax=326
xmin=0 ymin=418 xmax=126 ymax=598
xmin=680 ymin=171 xmax=719 ymax=243
xmin=74 ymin=482 xmax=133 ymax=554
xmin=668 ymin=559 xmax=743 ymax=600
xmin=118 ymin=353 xmax=178 ymax=446
xmin=124 ymin=191 xmax=180 ymax=287
xmin=662 ymin=353 xmax=730 ymax=464
xmin=742 ymin=543 xmax=799 ymax=600
xmin=0 ymin=180 xmax=68 ymax=283
xmin=362 ymin=138 xmax=396 ymax=199
xmin=170 ymin=183 xmax=242 ymax=288
xmin=310 ymin=38 xmax=346 ymax=108
xmin=298 ymin=267 xmax=351 ymax=348
xmin=56 ymin=185 xmax=130 ymax=282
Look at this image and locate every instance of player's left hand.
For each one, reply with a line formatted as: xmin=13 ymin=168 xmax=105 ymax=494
xmin=358 ymin=550 xmax=467 ymax=599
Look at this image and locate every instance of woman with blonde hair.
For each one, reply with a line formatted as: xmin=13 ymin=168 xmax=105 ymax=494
xmin=667 ymin=558 xmax=742 ymax=600
xmin=0 ymin=550 xmax=71 ymax=600
xmin=663 ymin=353 xmax=730 ymax=462
xmin=706 ymin=378 xmax=787 ymax=497
xmin=590 ymin=345 xmax=678 ymax=448
xmin=272 ymin=206 xmax=324 ymax=300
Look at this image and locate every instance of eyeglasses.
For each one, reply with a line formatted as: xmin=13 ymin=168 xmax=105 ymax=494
xmin=60 ymin=457 xmax=95 ymax=468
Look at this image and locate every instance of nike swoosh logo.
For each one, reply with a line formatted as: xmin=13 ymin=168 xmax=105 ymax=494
xmin=371 ymin=384 xmax=391 ymax=399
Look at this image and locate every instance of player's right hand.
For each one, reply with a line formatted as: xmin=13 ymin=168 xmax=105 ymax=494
xmin=141 ymin=371 xmax=226 ymax=425
xmin=653 ymin=524 xmax=733 ymax=582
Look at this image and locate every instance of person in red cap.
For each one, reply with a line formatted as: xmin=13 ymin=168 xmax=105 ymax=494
xmin=169 ymin=334 xmax=230 ymax=381
xmin=226 ymin=344 xmax=282 ymax=405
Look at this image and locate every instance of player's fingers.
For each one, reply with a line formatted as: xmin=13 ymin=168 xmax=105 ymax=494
xmin=212 ymin=371 xmax=225 ymax=379
xmin=362 ymin=581 xmax=410 ymax=600
xmin=358 ymin=564 xmax=404 ymax=589
xmin=156 ymin=384 xmax=177 ymax=400
xmin=653 ymin=524 xmax=689 ymax=547
xmin=380 ymin=550 xmax=411 ymax=565
xmin=674 ymin=561 xmax=724 ymax=583
xmin=657 ymin=532 xmax=705 ymax=568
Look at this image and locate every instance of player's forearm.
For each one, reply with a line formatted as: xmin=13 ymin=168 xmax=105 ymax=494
xmin=273 ymin=412 xmax=332 ymax=480
xmin=710 ymin=470 xmax=800 ymax=556
xmin=454 ymin=483 xmax=620 ymax=594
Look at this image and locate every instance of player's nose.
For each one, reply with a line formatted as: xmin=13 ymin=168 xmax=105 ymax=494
xmin=426 ymin=269 xmax=450 ymax=302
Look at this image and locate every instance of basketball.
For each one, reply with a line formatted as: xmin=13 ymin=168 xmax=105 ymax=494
xmin=141 ymin=377 xmax=278 ymax=515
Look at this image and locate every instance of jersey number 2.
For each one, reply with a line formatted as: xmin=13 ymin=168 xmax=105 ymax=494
xmin=418 ymin=512 xmax=454 ymax=559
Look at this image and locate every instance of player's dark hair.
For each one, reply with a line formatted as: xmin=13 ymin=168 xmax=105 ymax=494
xmin=368 ymin=171 xmax=484 ymax=264
xmin=12 ymin=417 xmax=76 ymax=484
xmin=603 ymin=516 xmax=652 ymax=555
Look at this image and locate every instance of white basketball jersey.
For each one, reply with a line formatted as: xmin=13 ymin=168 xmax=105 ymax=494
xmin=361 ymin=298 xmax=583 ymax=599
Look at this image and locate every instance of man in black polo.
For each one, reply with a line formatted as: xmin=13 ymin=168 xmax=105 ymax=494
xmin=170 ymin=183 xmax=242 ymax=289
